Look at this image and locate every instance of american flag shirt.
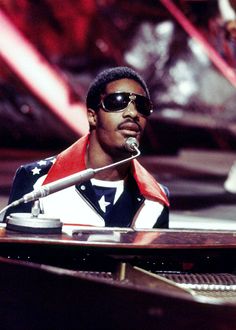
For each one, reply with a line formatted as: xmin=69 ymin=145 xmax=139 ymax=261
xmin=5 ymin=135 xmax=169 ymax=228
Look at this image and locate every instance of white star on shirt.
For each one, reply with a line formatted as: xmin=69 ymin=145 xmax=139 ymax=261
xmin=31 ymin=167 xmax=41 ymax=175
xmin=98 ymin=195 xmax=110 ymax=212
xmin=37 ymin=160 xmax=47 ymax=166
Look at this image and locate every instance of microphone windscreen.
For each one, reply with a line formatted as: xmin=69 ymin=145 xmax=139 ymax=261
xmin=124 ymin=137 xmax=139 ymax=152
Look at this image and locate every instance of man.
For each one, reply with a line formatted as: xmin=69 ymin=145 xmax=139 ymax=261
xmin=4 ymin=66 xmax=169 ymax=228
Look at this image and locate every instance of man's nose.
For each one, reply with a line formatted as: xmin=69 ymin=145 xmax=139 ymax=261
xmin=123 ymin=101 xmax=139 ymax=117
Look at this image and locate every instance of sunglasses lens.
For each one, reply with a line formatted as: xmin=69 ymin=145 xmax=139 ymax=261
xmin=103 ymin=93 xmax=129 ymax=111
xmin=135 ymin=95 xmax=152 ymax=116
xmin=102 ymin=93 xmax=152 ymax=116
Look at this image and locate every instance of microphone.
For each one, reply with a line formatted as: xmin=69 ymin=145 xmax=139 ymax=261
xmin=2 ymin=137 xmax=141 ymax=233
xmin=124 ymin=137 xmax=139 ymax=153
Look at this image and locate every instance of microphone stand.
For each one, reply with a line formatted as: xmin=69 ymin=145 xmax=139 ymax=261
xmin=1 ymin=139 xmax=140 ymax=234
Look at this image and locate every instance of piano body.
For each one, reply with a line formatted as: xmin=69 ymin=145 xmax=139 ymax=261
xmin=0 ymin=226 xmax=236 ymax=329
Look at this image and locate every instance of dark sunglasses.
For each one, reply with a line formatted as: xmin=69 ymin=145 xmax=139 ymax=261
xmin=99 ymin=92 xmax=153 ymax=117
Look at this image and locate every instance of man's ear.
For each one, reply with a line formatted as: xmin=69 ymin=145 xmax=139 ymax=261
xmin=87 ymin=108 xmax=97 ymax=128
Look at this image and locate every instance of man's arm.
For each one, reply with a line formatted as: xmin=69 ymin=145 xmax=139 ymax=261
xmin=4 ymin=166 xmax=36 ymax=220
xmin=3 ymin=158 xmax=54 ymax=221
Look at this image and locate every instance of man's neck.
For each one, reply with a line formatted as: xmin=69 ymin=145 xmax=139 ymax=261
xmin=86 ymin=136 xmax=131 ymax=181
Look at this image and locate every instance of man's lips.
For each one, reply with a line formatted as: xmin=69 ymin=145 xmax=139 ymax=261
xmin=118 ymin=121 xmax=141 ymax=133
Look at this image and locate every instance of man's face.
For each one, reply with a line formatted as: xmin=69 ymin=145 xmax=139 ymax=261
xmin=89 ymin=78 xmax=149 ymax=156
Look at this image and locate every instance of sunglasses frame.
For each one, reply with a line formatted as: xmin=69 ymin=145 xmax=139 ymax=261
xmin=99 ymin=92 xmax=153 ymax=117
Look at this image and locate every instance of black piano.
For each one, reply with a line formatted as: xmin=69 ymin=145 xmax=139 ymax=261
xmin=0 ymin=225 xmax=236 ymax=330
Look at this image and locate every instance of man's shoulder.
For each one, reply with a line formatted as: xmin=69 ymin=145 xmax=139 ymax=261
xmin=16 ymin=156 xmax=57 ymax=181
xmin=6 ymin=155 xmax=57 ymax=210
